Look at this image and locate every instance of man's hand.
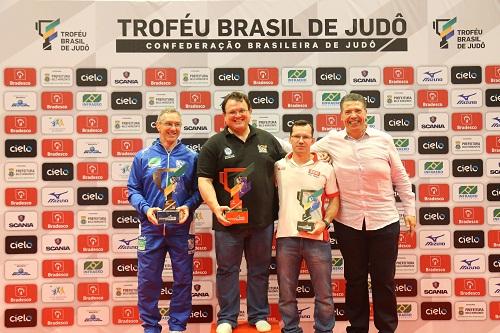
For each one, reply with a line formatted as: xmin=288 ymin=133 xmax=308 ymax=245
xmin=317 ymin=151 xmax=332 ymax=163
xmin=146 ymin=207 xmax=161 ymax=225
xmin=215 ymin=205 xmax=231 ymax=226
xmin=307 ymin=220 xmax=326 ymax=235
xmin=177 ymin=205 xmax=189 ymax=224
xmin=404 ymin=215 xmax=417 ymax=234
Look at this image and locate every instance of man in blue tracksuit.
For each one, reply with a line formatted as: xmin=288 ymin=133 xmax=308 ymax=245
xmin=128 ymin=109 xmax=202 ymax=333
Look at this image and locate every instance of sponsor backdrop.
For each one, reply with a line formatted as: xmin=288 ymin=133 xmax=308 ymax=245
xmin=1 ymin=0 xmax=500 ymax=332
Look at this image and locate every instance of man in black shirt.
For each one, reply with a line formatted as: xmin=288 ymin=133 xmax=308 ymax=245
xmin=197 ymin=92 xmax=285 ymax=333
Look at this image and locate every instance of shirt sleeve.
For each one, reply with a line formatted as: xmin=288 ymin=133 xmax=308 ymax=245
xmin=197 ymin=138 xmax=218 ymax=179
xmin=127 ymin=152 xmax=150 ymax=216
xmin=387 ymin=136 xmax=416 ymax=216
xmin=325 ymin=165 xmax=339 ymax=198
xmin=311 ymin=130 xmax=334 ymax=154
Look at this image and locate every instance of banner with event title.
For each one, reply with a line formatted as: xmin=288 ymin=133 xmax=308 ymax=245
xmin=1 ymin=0 xmax=500 ymax=332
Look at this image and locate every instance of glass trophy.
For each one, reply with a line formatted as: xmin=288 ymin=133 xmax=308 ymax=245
xmin=296 ymin=189 xmax=323 ymax=232
xmin=218 ymin=163 xmax=255 ymax=224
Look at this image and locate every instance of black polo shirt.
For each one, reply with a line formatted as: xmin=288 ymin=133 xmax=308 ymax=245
xmin=197 ymin=125 xmax=286 ymax=231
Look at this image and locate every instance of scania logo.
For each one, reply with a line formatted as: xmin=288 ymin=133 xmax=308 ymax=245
xmin=248 ymin=91 xmax=279 ymax=109
xmin=214 ymin=68 xmax=244 ymax=86
xmin=111 ymin=92 xmax=142 ymax=110
xmin=452 ymin=159 xmax=483 ymax=177
xmin=451 ymin=66 xmax=482 ymax=84
xmin=76 ymin=68 xmax=108 ymax=86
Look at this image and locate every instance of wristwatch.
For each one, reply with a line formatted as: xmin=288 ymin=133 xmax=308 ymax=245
xmin=322 ymin=219 xmax=330 ymax=230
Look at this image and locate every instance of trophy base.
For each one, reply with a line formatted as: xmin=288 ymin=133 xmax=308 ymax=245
xmin=225 ymin=210 xmax=248 ymax=224
xmin=156 ymin=210 xmax=180 ymax=224
xmin=297 ymin=220 xmax=315 ymax=232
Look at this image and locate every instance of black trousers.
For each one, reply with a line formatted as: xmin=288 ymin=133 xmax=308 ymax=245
xmin=334 ymin=220 xmax=400 ymax=333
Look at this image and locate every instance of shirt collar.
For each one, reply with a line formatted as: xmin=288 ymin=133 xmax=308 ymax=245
xmin=286 ymin=152 xmax=318 ymax=166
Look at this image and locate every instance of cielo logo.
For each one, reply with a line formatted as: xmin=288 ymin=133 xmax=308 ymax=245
xmin=419 ymin=207 xmax=450 ymax=225
xmin=421 ymin=302 xmax=452 ymax=320
xmin=35 ymin=18 xmax=60 ymax=50
xmin=77 ymin=187 xmax=109 ymax=206
xmin=489 ymin=254 xmax=500 ymax=272
xmin=5 ymin=236 xmax=38 ymax=254
xmin=383 ymin=114 xmax=414 ymax=131
xmin=189 ymin=305 xmax=213 ymax=323
xmin=112 ymin=210 xmax=140 ymax=229
xmin=111 ymin=92 xmax=142 ymax=110
xmin=76 ymin=68 xmax=107 ymax=86
xmin=113 ymin=258 xmax=138 ymax=277
xmin=214 ymin=68 xmax=244 ymax=86
xmin=451 ymin=66 xmax=482 ymax=84
xmin=432 ymin=17 xmax=457 ymax=49
xmin=488 ymin=183 xmax=500 ymax=201
xmin=296 ymin=280 xmax=315 ymax=298
xmin=418 ymin=136 xmax=449 ymax=154
xmin=351 ymin=90 xmax=380 ymax=108
xmin=5 ymin=308 xmax=37 ymax=327
xmin=42 ymin=163 xmax=74 ymax=181
xmin=316 ymin=67 xmax=346 ymax=85
xmin=248 ymin=91 xmax=279 ymax=109
xmin=452 ymin=159 xmax=483 ymax=177
xmin=282 ymin=114 xmax=313 ymax=133
xmin=395 ymin=279 xmax=417 ymax=297
xmin=454 ymin=230 xmax=484 ymax=248
xmin=5 ymin=139 xmax=37 ymax=158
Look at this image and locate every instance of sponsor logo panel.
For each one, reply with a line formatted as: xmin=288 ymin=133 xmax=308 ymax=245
xmin=76 ymin=68 xmax=108 ymax=86
xmin=145 ymin=68 xmax=176 ymax=86
xmin=4 ymin=308 xmax=37 ymax=327
xmin=453 ymin=206 xmax=484 ymax=225
xmin=4 ymin=92 xmax=37 ymax=111
xmin=5 ymin=162 xmax=37 ymax=182
xmin=451 ymin=112 xmax=482 ymax=131
xmin=5 ymin=211 xmax=38 ymax=230
xmin=42 ymin=211 xmax=74 ymax=230
xmin=4 ymin=115 xmax=37 ymax=134
xmin=5 ymin=284 xmax=37 ymax=303
xmin=4 ymin=68 xmax=36 ymax=86
xmin=248 ymin=67 xmax=279 ymax=86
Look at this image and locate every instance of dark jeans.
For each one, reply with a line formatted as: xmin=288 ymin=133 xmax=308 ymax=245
xmin=334 ymin=221 xmax=400 ymax=333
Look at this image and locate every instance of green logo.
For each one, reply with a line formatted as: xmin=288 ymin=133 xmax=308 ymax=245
xmin=288 ymin=69 xmax=307 ymax=79
xmin=82 ymin=93 xmax=102 ymax=103
xmin=84 ymin=261 xmax=103 ymax=270
xmin=459 ymin=186 xmax=477 ymax=195
xmin=148 ymin=157 xmax=161 ymax=167
xmin=397 ymin=304 xmax=412 ymax=313
xmin=394 ymin=138 xmax=409 ymax=148
xmin=332 ymin=257 xmax=344 ymax=267
xmin=321 ymin=92 xmax=341 ymax=102
xmin=366 ymin=115 xmax=375 ymax=125
xmin=494 ymin=209 xmax=500 ymax=217
xmin=424 ymin=161 xmax=443 ymax=171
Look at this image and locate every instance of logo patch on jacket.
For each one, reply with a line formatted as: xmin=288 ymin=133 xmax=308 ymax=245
xmin=257 ymin=144 xmax=268 ymax=153
xmin=148 ymin=157 xmax=161 ymax=168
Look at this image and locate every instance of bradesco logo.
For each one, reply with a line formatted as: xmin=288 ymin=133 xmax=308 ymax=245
xmin=78 ymin=282 xmax=110 ymax=302
xmin=451 ymin=112 xmax=482 ymax=131
xmin=453 ymin=206 xmax=484 ymax=225
xmin=395 ymin=279 xmax=417 ymax=297
xmin=5 ymin=188 xmax=38 ymax=206
xmin=42 ymin=211 xmax=74 ymax=230
xmin=112 ymin=210 xmax=140 ymax=229
xmin=111 ymin=138 xmax=142 ymax=157
xmin=282 ymin=114 xmax=314 ymax=133
xmin=76 ymin=68 xmax=108 ymax=86
xmin=350 ymin=90 xmax=380 ymax=108
xmin=454 ymin=230 xmax=484 ymax=248
xmin=41 ymin=307 xmax=74 ymax=326
xmin=454 ymin=277 xmax=486 ymax=296
xmin=419 ymin=207 xmax=450 ymax=225
xmin=316 ymin=114 xmax=343 ymax=132
xmin=4 ymin=308 xmax=37 ymax=327
xmin=486 ymin=65 xmax=500 ymax=84
xmin=214 ymin=114 xmax=225 ymax=133
xmin=486 ymin=89 xmax=500 ymax=107
xmin=420 ymin=254 xmax=451 ymax=273
xmin=111 ymin=92 xmax=142 ymax=110
xmin=488 ymin=230 xmax=500 ymax=248
xmin=112 ymin=305 xmax=140 ymax=325
xmin=76 ymin=115 xmax=108 ymax=134
xmin=383 ymin=67 xmax=414 ymax=85
xmin=180 ymin=91 xmax=211 ymax=109
xmin=401 ymin=160 xmax=416 ymax=178
xmin=195 ymin=233 xmax=213 ymax=251
xmin=486 ymin=135 xmax=500 ymax=153
xmin=112 ymin=187 xmax=129 ymax=205
xmin=383 ymin=114 xmax=414 ymax=131
xmin=5 ymin=236 xmax=38 ymax=254
xmin=112 ymin=258 xmax=138 ymax=277
xmin=193 ymin=257 xmax=213 ymax=276
xmin=77 ymin=234 xmax=109 ymax=253
xmin=452 ymin=159 xmax=483 ymax=177
xmin=189 ymin=305 xmax=213 ymax=324
xmin=181 ymin=138 xmax=207 ymax=154
xmin=145 ymin=67 xmax=176 ymax=86
xmin=248 ymin=67 xmax=279 ymax=86
xmin=421 ymin=302 xmax=452 ymax=320
xmin=42 ymin=139 xmax=73 ymax=158
xmin=417 ymin=90 xmax=448 ymax=108
xmin=282 ymin=90 xmax=313 ymax=109
xmin=42 ymin=259 xmax=74 ymax=278
xmin=4 ymin=116 xmax=37 ymax=134
xmin=332 ymin=279 xmax=346 ymax=297
xmin=296 ymin=280 xmax=315 ymax=298
xmin=77 ymin=162 xmax=108 ymax=181
xmin=488 ymin=183 xmax=500 ymax=201
xmin=4 ymin=68 xmax=36 ymax=86
xmin=214 ymin=68 xmax=244 ymax=86
xmin=41 ymin=91 xmax=73 ymax=110
xmin=316 ymin=67 xmax=346 ymax=85
xmin=77 ymin=187 xmax=109 ymax=206
xmin=5 ymin=139 xmax=37 ymax=158
xmin=248 ymin=91 xmax=279 ymax=109
xmin=5 ymin=284 xmax=37 ymax=303
xmin=451 ymin=66 xmax=482 ymax=84
xmin=42 ymin=163 xmax=74 ymax=181
xmin=418 ymin=136 xmax=449 ymax=154
xmin=399 ymin=230 xmax=416 ymax=249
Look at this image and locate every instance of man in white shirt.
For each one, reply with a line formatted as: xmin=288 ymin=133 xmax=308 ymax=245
xmin=312 ymin=93 xmax=416 ymax=333
xmin=275 ymin=119 xmax=339 ymax=333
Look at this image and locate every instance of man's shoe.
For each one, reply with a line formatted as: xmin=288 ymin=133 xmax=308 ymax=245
xmin=169 ymin=331 xmax=185 ymax=333
xmin=216 ymin=322 xmax=233 ymax=333
xmin=255 ymin=320 xmax=272 ymax=332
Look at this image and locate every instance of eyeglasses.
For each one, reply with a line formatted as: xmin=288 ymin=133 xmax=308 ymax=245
xmin=290 ymin=135 xmax=313 ymax=141
xmin=225 ymin=109 xmax=249 ymax=116
xmin=158 ymin=121 xmax=182 ymax=128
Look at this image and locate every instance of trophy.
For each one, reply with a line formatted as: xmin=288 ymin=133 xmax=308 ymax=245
xmin=296 ymin=189 xmax=323 ymax=232
xmin=218 ymin=162 xmax=255 ymax=224
xmin=152 ymin=163 xmax=187 ymax=224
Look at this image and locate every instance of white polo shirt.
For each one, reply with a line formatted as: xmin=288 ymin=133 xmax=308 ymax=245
xmin=275 ymin=152 xmax=339 ymax=241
